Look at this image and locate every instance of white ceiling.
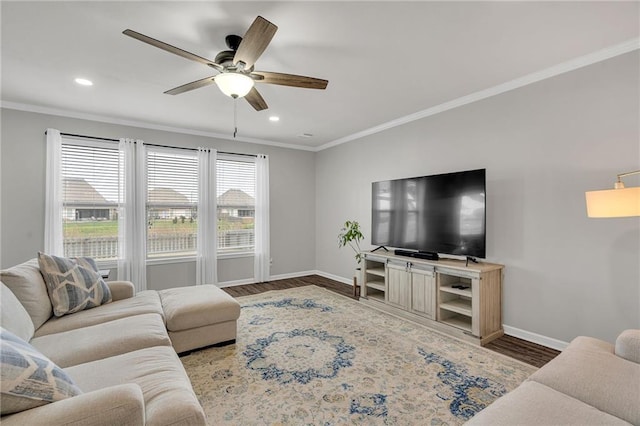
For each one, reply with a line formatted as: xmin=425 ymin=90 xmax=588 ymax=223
xmin=1 ymin=1 xmax=638 ymax=150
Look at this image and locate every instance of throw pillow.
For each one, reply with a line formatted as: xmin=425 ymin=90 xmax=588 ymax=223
xmin=37 ymin=252 xmax=112 ymax=317
xmin=0 ymin=327 xmax=82 ymax=415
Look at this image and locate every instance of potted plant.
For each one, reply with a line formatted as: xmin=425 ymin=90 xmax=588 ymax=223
xmin=338 ymin=220 xmax=364 ymax=263
xmin=338 ymin=220 xmax=365 ymax=297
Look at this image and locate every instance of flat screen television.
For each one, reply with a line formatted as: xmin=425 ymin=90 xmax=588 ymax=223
xmin=371 ymin=168 xmax=486 ymax=258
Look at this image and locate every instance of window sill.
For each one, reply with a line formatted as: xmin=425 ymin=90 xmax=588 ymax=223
xmin=146 ymin=256 xmax=197 ymax=266
xmin=217 ymin=251 xmax=254 ymax=260
xmin=146 ymin=252 xmax=255 ymax=265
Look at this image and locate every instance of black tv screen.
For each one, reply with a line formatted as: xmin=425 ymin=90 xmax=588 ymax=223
xmin=371 ymin=169 xmax=486 ymax=258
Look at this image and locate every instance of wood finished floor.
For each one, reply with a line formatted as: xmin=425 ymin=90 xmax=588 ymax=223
xmin=223 ymin=274 xmax=560 ymax=368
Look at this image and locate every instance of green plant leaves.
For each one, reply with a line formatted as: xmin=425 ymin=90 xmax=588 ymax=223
xmin=338 ymin=220 xmax=364 ymax=263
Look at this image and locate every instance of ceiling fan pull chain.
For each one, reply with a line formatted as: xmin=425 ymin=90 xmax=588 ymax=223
xmin=233 ymin=98 xmax=238 ymax=138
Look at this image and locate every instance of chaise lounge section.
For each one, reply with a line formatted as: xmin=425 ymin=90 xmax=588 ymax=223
xmin=0 ymin=257 xmax=241 ymax=425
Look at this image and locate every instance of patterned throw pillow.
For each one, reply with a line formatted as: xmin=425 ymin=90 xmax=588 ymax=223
xmin=37 ymin=252 xmax=112 ymax=317
xmin=0 ymin=327 xmax=82 ymax=415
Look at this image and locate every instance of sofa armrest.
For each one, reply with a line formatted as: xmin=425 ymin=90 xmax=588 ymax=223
xmin=1 ymin=384 xmax=144 ymax=426
xmin=615 ymin=329 xmax=640 ymax=364
xmin=107 ymin=280 xmax=135 ymax=301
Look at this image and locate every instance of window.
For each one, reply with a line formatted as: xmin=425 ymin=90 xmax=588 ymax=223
xmin=217 ymin=155 xmax=256 ymax=254
xmin=60 ymin=139 xmax=120 ymax=261
xmin=146 ymin=148 xmax=198 ymax=259
xmin=55 ymin=138 xmax=256 ymax=263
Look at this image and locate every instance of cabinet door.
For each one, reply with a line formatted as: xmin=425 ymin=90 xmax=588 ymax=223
xmin=411 ymin=268 xmax=435 ymax=319
xmin=386 ymin=263 xmax=411 ymax=309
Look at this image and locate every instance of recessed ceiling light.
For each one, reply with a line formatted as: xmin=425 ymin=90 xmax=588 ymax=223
xmin=269 ymin=116 xmax=280 ymax=122
xmin=74 ymin=78 xmax=93 ymax=86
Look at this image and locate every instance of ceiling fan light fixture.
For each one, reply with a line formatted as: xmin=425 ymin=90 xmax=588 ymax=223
xmin=215 ymin=73 xmax=254 ymax=98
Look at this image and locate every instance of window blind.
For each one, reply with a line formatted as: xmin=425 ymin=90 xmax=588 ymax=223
xmin=60 ymin=140 xmax=120 ymax=260
xmin=217 ymin=158 xmax=256 ymax=200
xmin=147 ymin=149 xmax=198 ymax=207
xmin=217 ymin=157 xmax=256 ymax=253
xmin=146 ymin=148 xmax=198 ymax=258
xmin=61 ymin=142 xmax=120 ymax=205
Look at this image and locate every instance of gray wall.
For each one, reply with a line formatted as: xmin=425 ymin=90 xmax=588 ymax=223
xmin=315 ymin=52 xmax=640 ymax=345
xmin=0 ymin=109 xmax=316 ymax=289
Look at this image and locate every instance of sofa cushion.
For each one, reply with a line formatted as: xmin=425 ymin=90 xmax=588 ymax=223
xmin=66 ymin=346 xmax=206 ymax=426
xmin=33 ymin=290 xmax=163 ymax=337
xmin=1 ymin=282 xmax=35 ymax=342
xmin=0 ymin=384 xmax=145 ymax=426
xmin=37 ymin=252 xmax=112 ymax=317
xmin=31 ymin=313 xmax=171 ymax=368
xmin=0 ymin=328 xmax=82 ymax=415
xmin=0 ymin=259 xmax=53 ymax=330
xmin=615 ymin=329 xmax=640 ymax=364
xmin=466 ymin=380 xmax=632 ymax=425
xmin=529 ymin=336 xmax=640 ymax=425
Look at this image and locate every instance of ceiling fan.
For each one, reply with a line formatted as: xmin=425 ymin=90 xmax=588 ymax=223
xmin=123 ymin=16 xmax=328 ymax=111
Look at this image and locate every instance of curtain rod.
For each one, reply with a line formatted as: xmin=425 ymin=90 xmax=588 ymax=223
xmin=44 ymin=130 xmax=257 ymax=158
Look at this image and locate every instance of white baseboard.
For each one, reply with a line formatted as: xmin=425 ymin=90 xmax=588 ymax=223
xmin=271 ymin=270 xmax=318 ymax=281
xmin=503 ymin=325 xmax=568 ymax=351
xmin=313 ymin=270 xmax=353 ymax=286
xmin=217 ymin=278 xmax=255 ymax=288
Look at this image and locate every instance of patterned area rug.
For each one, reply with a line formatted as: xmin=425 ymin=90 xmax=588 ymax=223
xmin=181 ymin=285 xmax=536 ymax=425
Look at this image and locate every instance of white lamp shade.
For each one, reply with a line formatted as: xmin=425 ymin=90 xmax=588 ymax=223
xmin=585 ymin=187 xmax=640 ymax=218
xmin=215 ymin=73 xmax=254 ymax=98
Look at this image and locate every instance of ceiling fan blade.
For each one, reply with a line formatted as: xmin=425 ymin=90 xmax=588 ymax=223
xmin=233 ymin=16 xmax=278 ymax=70
xmin=164 ymin=76 xmax=217 ymax=95
xmin=123 ymin=29 xmax=222 ymax=71
xmin=252 ymin=71 xmax=328 ymax=90
xmin=245 ymin=87 xmax=268 ymax=111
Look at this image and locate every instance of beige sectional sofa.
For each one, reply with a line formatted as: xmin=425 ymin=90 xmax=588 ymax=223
xmin=467 ymin=329 xmax=640 ymax=425
xmin=1 ymin=258 xmax=241 ymax=425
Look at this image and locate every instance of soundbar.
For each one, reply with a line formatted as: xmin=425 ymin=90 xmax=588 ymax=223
xmin=394 ymin=249 xmax=439 ymax=261
xmin=414 ymin=251 xmax=440 ymax=261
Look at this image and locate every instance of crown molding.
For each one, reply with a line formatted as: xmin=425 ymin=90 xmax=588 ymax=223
xmin=0 ymin=101 xmax=316 ymax=152
xmin=2 ymin=38 xmax=638 ymax=154
xmin=316 ymin=37 xmax=640 ymax=152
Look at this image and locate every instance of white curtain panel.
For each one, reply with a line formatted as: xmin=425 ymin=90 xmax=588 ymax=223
xmin=117 ymin=139 xmax=147 ymax=292
xmin=44 ymin=128 xmax=64 ymax=255
xmin=254 ymin=154 xmax=271 ymax=283
xmin=196 ymin=148 xmax=218 ymax=285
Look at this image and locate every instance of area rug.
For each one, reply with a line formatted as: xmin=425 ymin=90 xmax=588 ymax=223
xmin=181 ymin=285 xmax=536 ymax=425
